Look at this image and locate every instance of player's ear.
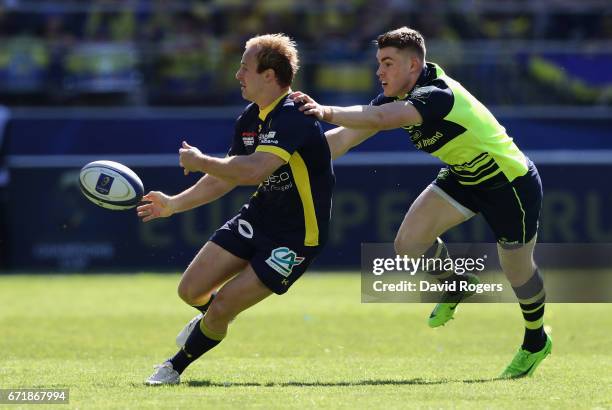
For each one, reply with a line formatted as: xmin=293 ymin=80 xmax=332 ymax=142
xmin=407 ymin=54 xmax=415 ymax=69
xmin=410 ymin=54 xmax=422 ymax=74
xmin=264 ymin=68 xmax=276 ymax=83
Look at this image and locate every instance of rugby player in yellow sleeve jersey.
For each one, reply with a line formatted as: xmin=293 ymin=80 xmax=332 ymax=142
xmin=293 ymin=27 xmax=550 ymax=379
xmin=138 ymin=34 xmax=334 ymax=385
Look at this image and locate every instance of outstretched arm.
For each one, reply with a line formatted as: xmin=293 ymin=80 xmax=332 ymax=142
xmin=137 ymin=174 xmax=235 ymax=222
xmin=292 ymin=91 xmax=423 ymax=130
xmin=179 ymin=141 xmax=286 ymax=185
xmin=138 ymin=139 xmax=286 ymax=223
xmin=325 ymin=127 xmax=377 ymax=160
xmin=321 ymin=101 xmax=422 ymax=130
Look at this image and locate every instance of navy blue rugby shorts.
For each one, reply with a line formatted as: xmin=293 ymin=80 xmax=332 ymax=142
xmin=210 ymin=213 xmax=323 ymax=295
xmin=432 ymin=159 xmax=542 ymax=248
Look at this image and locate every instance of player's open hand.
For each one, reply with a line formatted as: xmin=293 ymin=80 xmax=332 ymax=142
xmin=137 ymin=191 xmax=175 ymax=222
xmin=291 ymin=91 xmax=328 ymax=121
xmin=179 ymin=141 xmax=204 ymax=176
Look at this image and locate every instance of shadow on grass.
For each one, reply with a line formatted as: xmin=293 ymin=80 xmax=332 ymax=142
xmin=186 ymin=377 xmax=503 ymax=388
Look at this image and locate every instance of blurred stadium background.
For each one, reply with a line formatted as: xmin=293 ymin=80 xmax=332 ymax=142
xmin=1 ymin=2 xmax=612 ymax=408
xmin=0 ymin=0 xmax=611 ymax=272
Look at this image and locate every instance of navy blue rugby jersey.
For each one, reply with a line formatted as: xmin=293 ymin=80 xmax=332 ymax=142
xmin=228 ymin=93 xmax=335 ymax=247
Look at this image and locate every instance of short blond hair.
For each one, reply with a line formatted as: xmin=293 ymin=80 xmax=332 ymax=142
xmin=245 ymin=34 xmax=299 ymax=87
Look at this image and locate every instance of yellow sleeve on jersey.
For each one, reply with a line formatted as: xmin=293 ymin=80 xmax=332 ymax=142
xmin=256 ymin=145 xmax=291 ymax=162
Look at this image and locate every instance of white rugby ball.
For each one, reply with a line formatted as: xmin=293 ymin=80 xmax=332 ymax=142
xmin=79 ymin=160 xmax=144 ymax=210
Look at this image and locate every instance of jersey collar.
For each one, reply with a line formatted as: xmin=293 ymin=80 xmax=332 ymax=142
xmin=415 ymin=63 xmax=430 ymax=87
xmin=258 ymin=91 xmax=290 ymax=121
xmin=397 ymin=62 xmax=443 ymax=101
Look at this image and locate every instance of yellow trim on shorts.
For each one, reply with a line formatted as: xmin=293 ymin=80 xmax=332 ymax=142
xmin=511 ymin=186 xmax=526 ymax=243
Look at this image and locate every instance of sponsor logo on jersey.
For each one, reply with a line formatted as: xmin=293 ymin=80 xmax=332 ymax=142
xmin=262 ymin=171 xmax=293 ymax=191
xmin=414 ymin=131 xmax=444 ymax=150
xmin=265 ymin=247 xmax=305 ymax=277
xmin=242 ymin=131 xmax=257 ymax=146
xmin=410 ymin=129 xmax=422 ymax=141
xmin=258 ymin=131 xmax=278 ymax=145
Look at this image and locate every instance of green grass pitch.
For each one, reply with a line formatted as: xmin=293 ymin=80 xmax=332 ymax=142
xmin=1 ymin=273 xmax=610 ymax=409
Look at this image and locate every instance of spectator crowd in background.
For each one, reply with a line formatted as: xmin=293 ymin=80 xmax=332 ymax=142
xmin=0 ymin=0 xmax=611 ymax=106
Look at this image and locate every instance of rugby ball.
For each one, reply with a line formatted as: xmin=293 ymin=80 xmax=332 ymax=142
xmin=79 ymin=160 xmax=144 ymax=210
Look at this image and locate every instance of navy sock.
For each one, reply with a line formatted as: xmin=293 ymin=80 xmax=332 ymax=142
xmin=192 ymin=292 xmax=216 ymax=314
xmin=169 ymin=318 xmax=225 ymax=374
xmin=512 ymin=269 xmax=547 ymax=352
